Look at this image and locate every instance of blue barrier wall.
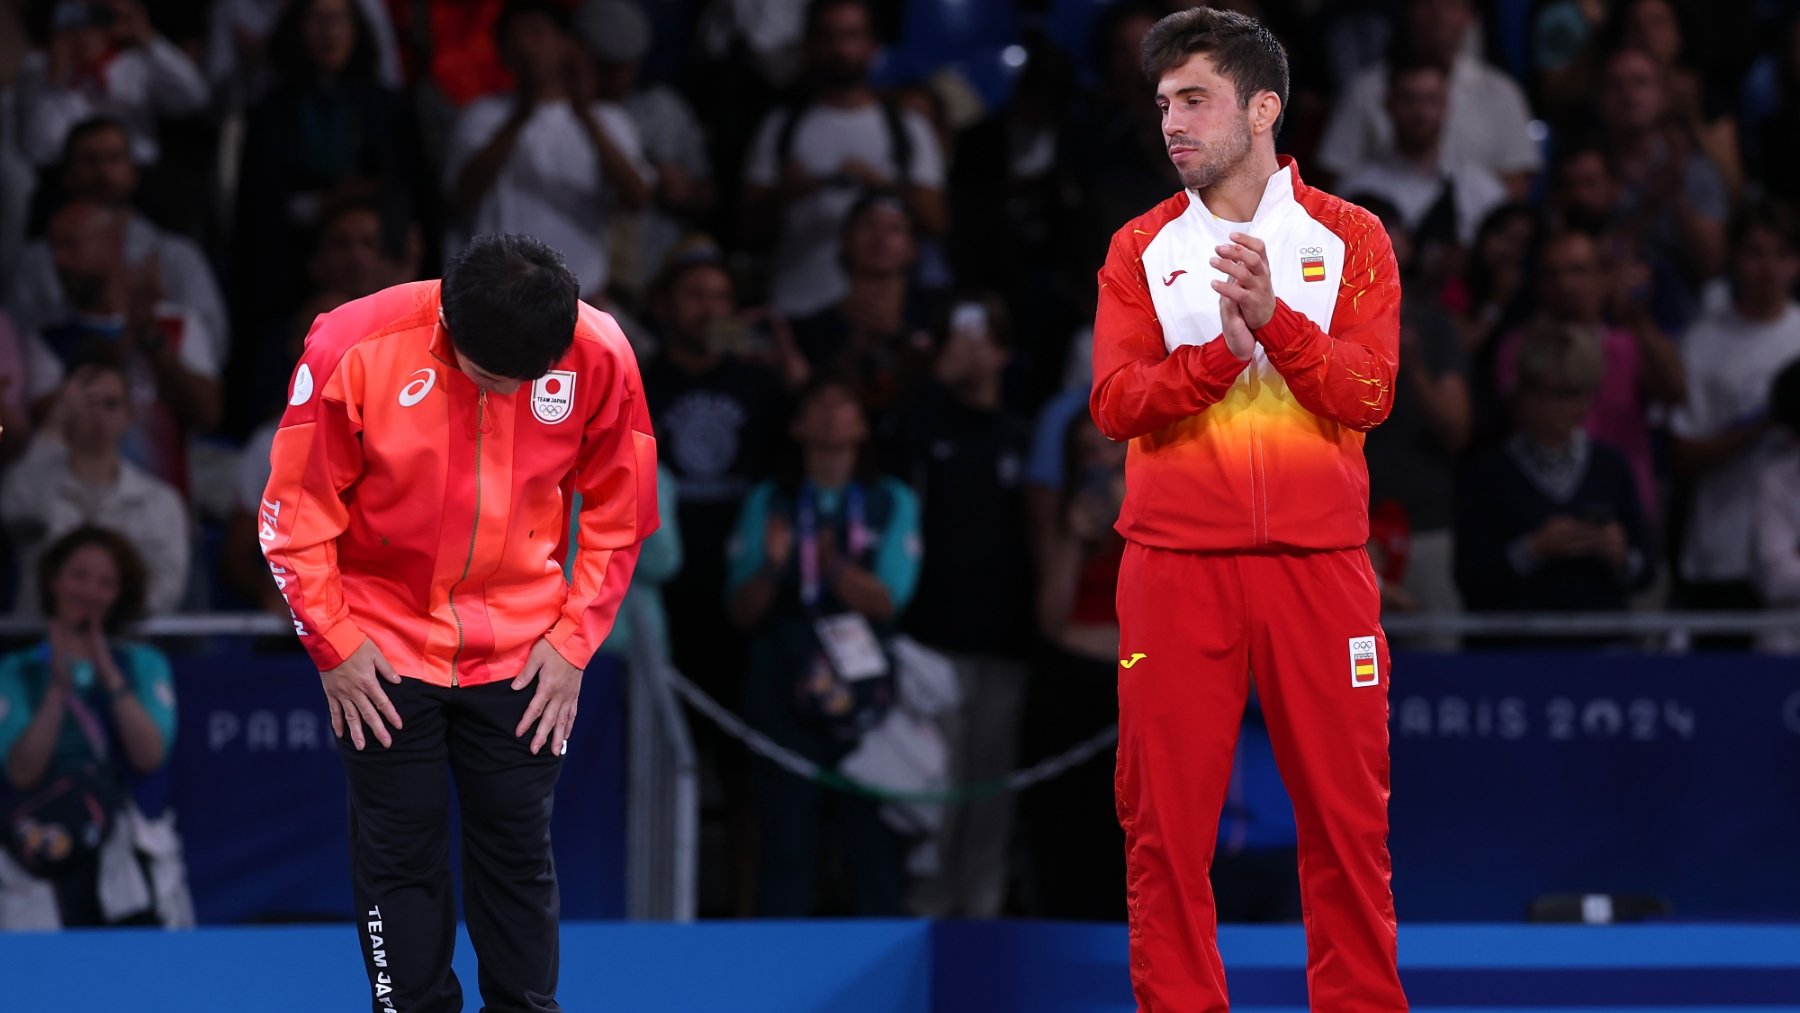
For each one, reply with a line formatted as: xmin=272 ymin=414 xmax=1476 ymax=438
xmin=931 ymin=922 xmax=1800 ymax=1012
xmin=0 ymin=921 xmax=935 ymax=1012
xmin=1 ymin=921 xmax=1793 ymax=1011
xmin=164 ymin=649 xmax=1800 ymax=924
xmin=170 ymin=650 xmax=625 ymax=923
xmin=1388 ymin=652 xmax=1800 ymax=921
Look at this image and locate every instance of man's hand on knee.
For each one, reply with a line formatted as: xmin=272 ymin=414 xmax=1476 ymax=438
xmin=512 ymin=638 xmax=582 ymax=756
xmin=322 ymin=639 xmax=404 ymax=750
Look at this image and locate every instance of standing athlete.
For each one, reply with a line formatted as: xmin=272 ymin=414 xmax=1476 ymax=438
xmin=1091 ymin=9 xmax=1407 ymax=1011
xmin=260 ymin=235 xmax=658 ymax=1012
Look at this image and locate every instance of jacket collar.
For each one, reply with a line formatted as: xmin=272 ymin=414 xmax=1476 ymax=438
xmin=1186 ymin=154 xmax=1306 ymax=228
xmin=425 ymin=281 xmax=457 ymax=367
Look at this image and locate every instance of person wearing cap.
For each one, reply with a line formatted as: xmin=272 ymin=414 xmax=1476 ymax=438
xmin=574 ymin=0 xmax=715 ymax=302
xmin=444 ymin=0 xmax=654 ymax=303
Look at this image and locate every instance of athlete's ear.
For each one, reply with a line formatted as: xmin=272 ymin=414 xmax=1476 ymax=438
xmin=1251 ymin=90 xmax=1282 ymax=136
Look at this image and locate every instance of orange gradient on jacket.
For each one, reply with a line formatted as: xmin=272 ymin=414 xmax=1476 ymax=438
xmin=1091 ymin=158 xmax=1401 ymax=552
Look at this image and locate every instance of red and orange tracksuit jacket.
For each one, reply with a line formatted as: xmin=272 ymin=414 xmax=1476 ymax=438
xmin=1090 ymin=156 xmax=1402 ymax=550
xmin=259 ymin=281 xmax=659 ymax=687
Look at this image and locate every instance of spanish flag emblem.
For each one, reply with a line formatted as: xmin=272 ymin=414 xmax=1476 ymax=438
xmin=1301 ymin=250 xmax=1327 ymax=283
xmin=1349 ymin=635 xmax=1380 ymax=687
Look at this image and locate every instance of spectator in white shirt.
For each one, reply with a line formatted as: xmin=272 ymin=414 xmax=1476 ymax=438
xmin=1316 ymin=0 xmax=1541 ymax=198
xmin=741 ymin=0 xmax=946 ymax=317
xmin=9 ymin=117 xmax=228 ymax=357
xmin=444 ymin=0 xmax=653 ymax=302
xmin=13 ymin=0 xmax=209 ymax=168
xmin=22 ymin=200 xmax=222 ymax=494
xmin=1753 ymin=358 xmax=1800 ymax=652
xmin=1671 ymin=205 xmax=1800 ymax=614
xmin=2 ymin=359 xmax=188 ymax=615
xmin=1337 ymin=54 xmax=1508 ymax=251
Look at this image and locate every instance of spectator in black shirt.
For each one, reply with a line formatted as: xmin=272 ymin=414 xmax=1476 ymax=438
xmin=1455 ymin=323 xmax=1653 ymax=639
xmin=641 ymin=243 xmax=789 ymax=712
xmin=888 ymin=293 xmax=1033 ymax=918
xmin=789 ymin=192 xmax=943 ymax=425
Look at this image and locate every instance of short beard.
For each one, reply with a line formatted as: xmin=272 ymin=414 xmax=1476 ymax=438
xmin=1173 ymin=114 xmax=1253 ymax=192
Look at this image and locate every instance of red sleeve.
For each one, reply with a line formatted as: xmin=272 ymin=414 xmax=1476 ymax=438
xmin=1090 ymin=228 xmax=1250 ymax=442
xmin=1253 ymin=215 xmax=1401 ymax=432
xmin=259 ymin=315 xmax=370 ymax=671
xmin=544 ymin=327 xmax=661 ymax=668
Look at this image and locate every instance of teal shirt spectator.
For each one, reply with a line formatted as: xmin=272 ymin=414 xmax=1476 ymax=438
xmin=0 ymin=642 xmax=177 ymax=778
xmin=568 ymin=465 xmax=683 ymax=661
xmin=725 ymin=477 xmax=923 ymax=611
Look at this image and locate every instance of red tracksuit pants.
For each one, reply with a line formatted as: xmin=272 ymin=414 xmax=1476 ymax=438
xmin=1115 ymin=543 xmax=1407 ymax=1012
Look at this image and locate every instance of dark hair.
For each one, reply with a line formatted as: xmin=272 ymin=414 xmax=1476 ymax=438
xmin=65 ymin=345 xmax=133 ymax=386
xmin=1772 ymin=357 xmax=1800 ymax=435
xmin=1092 ymin=1 xmax=1164 ymax=78
xmin=60 ymin=115 xmax=131 ymax=165
xmin=1386 ymin=45 xmax=1452 ymax=89
xmin=1598 ymin=0 xmax=1693 ymax=65
xmin=1551 ymin=135 xmax=1611 ymax=176
xmin=1140 ymin=7 xmax=1290 ymax=134
xmin=269 ymin=0 xmax=379 ymax=85
xmin=1534 ymin=227 xmax=1597 ymax=266
xmin=1464 ymin=202 xmax=1542 ymax=308
xmin=441 ymin=234 xmax=579 ymax=380
xmin=841 ymin=190 xmax=919 ymax=243
xmin=494 ymin=0 xmax=573 ymax=51
xmin=649 ymin=237 xmax=730 ymax=303
xmin=1601 ymin=42 xmax=1662 ymax=79
xmin=804 ymin=0 xmax=869 ymax=38
xmin=838 ymin=190 xmax=920 ymax=276
xmin=775 ymin=374 xmax=877 ymax=494
xmin=38 ymin=525 xmax=149 ymax=633
xmin=1728 ymin=200 xmax=1798 ymax=253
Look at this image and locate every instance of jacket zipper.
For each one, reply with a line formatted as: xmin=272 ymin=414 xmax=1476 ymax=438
xmin=1246 ymin=356 xmax=1268 ymax=546
xmin=447 ymin=388 xmax=487 ymax=687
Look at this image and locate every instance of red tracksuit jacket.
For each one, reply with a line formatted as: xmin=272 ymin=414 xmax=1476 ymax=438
xmin=1090 ymin=155 xmax=1402 ymax=550
xmin=259 ymin=281 xmax=659 ymax=687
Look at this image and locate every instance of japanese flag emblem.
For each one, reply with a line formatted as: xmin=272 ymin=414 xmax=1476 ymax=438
xmin=532 ymin=370 xmax=576 ymax=424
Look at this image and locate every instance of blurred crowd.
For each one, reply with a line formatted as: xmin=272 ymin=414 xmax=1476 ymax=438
xmin=3 ymin=0 xmax=1800 ymax=924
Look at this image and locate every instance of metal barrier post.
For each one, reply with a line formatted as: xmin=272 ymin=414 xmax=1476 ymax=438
xmin=622 ymin=599 xmax=698 ymax=922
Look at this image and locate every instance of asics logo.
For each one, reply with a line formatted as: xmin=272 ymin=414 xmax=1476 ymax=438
xmin=398 ymin=368 xmax=436 ymax=407
xmin=1120 ymin=653 xmax=1147 ymax=669
xmin=1162 ymin=270 xmax=1187 ymax=286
